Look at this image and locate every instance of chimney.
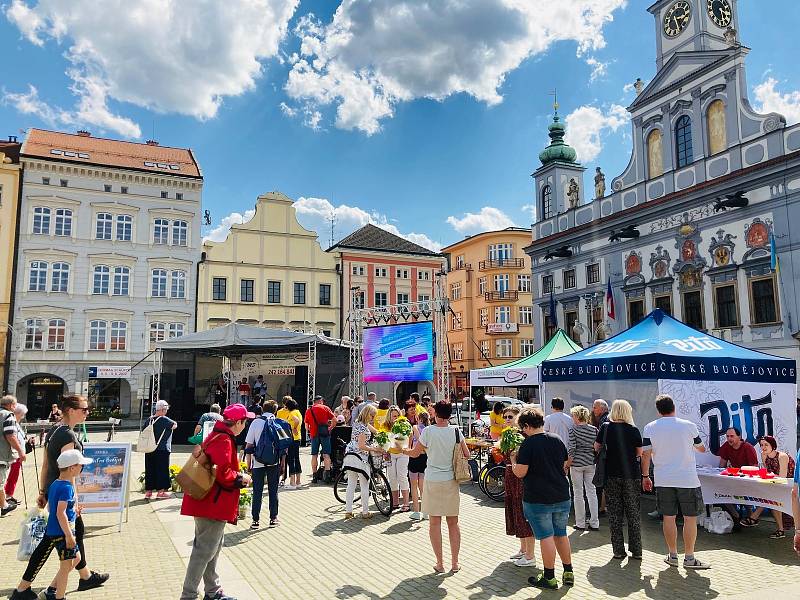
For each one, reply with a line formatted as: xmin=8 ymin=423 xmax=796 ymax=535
xmin=77 ymin=129 xmax=91 ymax=137
xmin=146 ymin=139 xmax=159 ymax=146
xmin=7 ymin=135 xmax=17 ymax=142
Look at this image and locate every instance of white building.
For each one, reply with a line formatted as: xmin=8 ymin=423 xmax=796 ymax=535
xmin=9 ymin=129 xmax=203 ymax=419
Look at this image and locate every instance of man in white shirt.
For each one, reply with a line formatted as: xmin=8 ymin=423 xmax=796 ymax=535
xmin=543 ymin=397 xmax=573 ymax=448
xmin=642 ymin=394 xmax=710 ymax=570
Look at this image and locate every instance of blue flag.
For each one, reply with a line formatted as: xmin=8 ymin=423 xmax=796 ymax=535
xmin=549 ymin=290 xmax=557 ymax=327
xmin=770 ymin=232 xmax=780 ymax=274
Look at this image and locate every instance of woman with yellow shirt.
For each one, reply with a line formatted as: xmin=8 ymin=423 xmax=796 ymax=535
xmin=385 ymin=405 xmax=411 ymax=511
xmin=374 ymin=398 xmax=391 ymax=432
xmin=489 ymin=401 xmax=505 ymax=440
xmin=281 ymin=397 xmax=303 ymax=490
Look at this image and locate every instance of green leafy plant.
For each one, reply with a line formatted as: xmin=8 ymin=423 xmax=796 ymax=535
xmin=390 ymin=416 xmax=412 ymax=437
xmin=373 ymin=431 xmax=389 ymax=446
xmin=499 ymin=427 xmax=524 ymax=454
xmin=238 ymin=489 xmax=252 ymax=508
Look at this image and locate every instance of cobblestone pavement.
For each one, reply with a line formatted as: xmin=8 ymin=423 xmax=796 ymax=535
xmin=2 ymin=432 xmax=800 ymax=599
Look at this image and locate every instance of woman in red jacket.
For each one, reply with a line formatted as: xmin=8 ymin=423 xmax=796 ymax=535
xmin=180 ymin=404 xmax=253 ymax=600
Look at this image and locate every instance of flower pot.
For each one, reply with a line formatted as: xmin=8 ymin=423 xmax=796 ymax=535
xmin=238 ymin=506 xmax=248 ymax=520
xmin=171 ymin=482 xmax=182 ymax=493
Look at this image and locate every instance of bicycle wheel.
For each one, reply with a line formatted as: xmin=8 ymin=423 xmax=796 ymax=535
xmin=483 ymin=464 xmax=505 ymax=501
xmin=370 ymin=470 xmax=394 ymax=516
xmin=477 ymin=463 xmax=491 ymax=495
xmin=333 ymin=470 xmax=348 ymax=504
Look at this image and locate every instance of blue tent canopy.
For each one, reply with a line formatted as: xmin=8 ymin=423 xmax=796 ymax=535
xmin=541 ymin=309 xmax=796 ymax=384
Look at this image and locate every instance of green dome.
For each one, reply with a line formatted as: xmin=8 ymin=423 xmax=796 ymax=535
xmin=538 ymin=113 xmax=578 ymax=165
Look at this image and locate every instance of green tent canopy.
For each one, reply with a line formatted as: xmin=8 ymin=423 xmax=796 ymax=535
xmin=469 ymin=329 xmax=582 ymax=388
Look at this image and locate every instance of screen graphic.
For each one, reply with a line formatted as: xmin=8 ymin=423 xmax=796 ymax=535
xmin=363 ymin=322 xmax=434 ymax=382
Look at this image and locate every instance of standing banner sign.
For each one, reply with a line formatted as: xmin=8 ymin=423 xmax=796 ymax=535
xmin=75 ymin=442 xmax=132 ymax=531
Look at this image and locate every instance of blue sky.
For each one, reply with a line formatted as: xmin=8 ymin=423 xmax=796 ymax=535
xmin=2 ymin=0 xmax=799 ymax=251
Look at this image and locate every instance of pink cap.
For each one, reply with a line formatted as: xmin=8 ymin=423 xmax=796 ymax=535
xmin=223 ymin=404 xmax=255 ymax=420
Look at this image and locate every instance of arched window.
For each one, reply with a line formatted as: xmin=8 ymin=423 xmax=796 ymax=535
xmin=707 ymin=100 xmax=727 ymax=155
xmin=29 ymin=261 xmax=48 ymax=291
xmin=675 ymin=115 xmax=694 ymax=168
xmin=541 ymin=185 xmax=553 ymax=219
xmin=647 ymin=129 xmax=664 ymax=178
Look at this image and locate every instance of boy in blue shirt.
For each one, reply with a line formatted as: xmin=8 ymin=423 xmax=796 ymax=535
xmin=46 ymin=449 xmax=93 ymax=600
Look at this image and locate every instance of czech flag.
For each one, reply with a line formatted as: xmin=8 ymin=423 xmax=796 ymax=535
xmin=606 ymin=277 xmax=616 ymax=320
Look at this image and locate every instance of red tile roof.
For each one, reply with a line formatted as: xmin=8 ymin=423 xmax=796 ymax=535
xmin=21 ymin=129 xmax=201 ymax=179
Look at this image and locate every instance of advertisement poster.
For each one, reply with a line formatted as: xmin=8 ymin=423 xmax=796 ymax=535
xmin=76 ymin=443 xmax=131 ymax=516
xmin=363 ymin=322 xmax=434 ymax=382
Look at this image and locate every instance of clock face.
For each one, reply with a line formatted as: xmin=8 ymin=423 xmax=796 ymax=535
xmin=664 ymin=1 xmax=692 ymax=38
xmin=707 ymin=0 xmax=732 ymax=28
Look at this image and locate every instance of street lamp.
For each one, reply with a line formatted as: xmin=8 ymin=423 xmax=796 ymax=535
xmin=0 ymin=320 xmax=21 ymax=391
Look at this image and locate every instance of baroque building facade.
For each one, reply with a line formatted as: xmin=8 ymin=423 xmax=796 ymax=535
xmin=0 ymin=136 xmax=22 ymax=392
xmin=526 ymin=0 xmax=800 ymax=364
xmin=10 ymin=129 xmax=203 ymax=418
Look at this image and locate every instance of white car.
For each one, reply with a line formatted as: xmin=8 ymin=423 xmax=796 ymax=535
xmin=453 ymin=396 xmax=529 ymax=429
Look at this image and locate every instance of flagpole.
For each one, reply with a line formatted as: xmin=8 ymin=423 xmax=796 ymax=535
xmin=771 ymin=232 xmax=792 ymax=331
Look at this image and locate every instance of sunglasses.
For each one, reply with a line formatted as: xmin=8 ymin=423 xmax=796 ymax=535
xmin=76 ymin=407 xmax=90 ymax=413
xmin=503 ymin=414 xmax=515 ymax=420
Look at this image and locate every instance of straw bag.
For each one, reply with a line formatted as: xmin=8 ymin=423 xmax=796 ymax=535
xmin=175 ymin=435 xmax=220 ymax=500
xmin=453 ymin=429 xmax=472 ymax=484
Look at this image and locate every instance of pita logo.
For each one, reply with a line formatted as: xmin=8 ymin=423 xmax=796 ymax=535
xmin=584 ymin=339 xmax=646 ymax=357
xmin=663 ymin=336 xmax=723 ymax=353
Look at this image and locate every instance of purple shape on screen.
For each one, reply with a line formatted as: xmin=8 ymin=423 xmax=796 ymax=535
xmin=408 ymin=353 xmax=428 ymax=364
xmin=389 ymin=353 xmax=403 ymax=358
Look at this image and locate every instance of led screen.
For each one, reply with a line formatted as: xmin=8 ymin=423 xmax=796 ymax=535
xmin=363 ymin=321 xmax=434 ymax=382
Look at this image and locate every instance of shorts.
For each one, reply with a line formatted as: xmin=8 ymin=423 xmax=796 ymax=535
xmin=54 ymin=533 xmax=79 ymax=560
xmin=408 ymin=454 xmax=427 ymax=475
xmin=522 ymin=499 xmax=571 ymax=539
xmin=0 ymin=462 xmax=8 ymax=487
xmin=310 ymin=435 xmax=332 ymax=457
xmin=656 ymin=486 xmax=705 ymax=517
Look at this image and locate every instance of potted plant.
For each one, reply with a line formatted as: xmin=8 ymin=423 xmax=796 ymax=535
xmin=499 ymin=427 xmax=524 ymax=456
xmin=169 ymin=465 xmax=182 ymax=493
xmin=390 ymin=416 xmax=413 ymax=448
xmin=138 ymin=471 xmax=146 ymax=493
xmin=373 ymin=431 xmax=391 ymax=451
xmin=238 ymin=489 xmax=252 ymax=519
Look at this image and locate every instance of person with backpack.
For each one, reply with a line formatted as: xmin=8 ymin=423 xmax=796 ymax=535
xmin=305 ymin=396 xmax=335 ymax=484
xmin=144 ymin=400 xmax=178 ymax=500
xmin=245 ymin=400 xmax=292 ymax=529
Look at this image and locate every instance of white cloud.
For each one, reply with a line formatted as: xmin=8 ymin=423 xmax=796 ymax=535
xmin=586 ymin=57 xmax=609 ymax=82
xmin=446 ymin=206 xmax=516 ymax=234
xmin=293 ymin=196 xmax=441 ymax=251
xmin=4 ymin=0 xmax=299 ymax=137
xmin=284 ymin=0 xmax=627 ymax=134
xmin=753 ymin=77 xmax=800 ymax=125
xmin=203 ymin=209 xmax=256 ymax=243
xmin=564 ymin=104 xmax=628 ymax=163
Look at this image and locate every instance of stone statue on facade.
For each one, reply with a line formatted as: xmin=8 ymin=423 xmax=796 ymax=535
xmin=567 ymin=178 xmax=580 ymax=210
xmin=634 ymin=78 xmax=644 ymax=96
xmin=724 ymin=27 xmax=738 ymax=46
xmin=594 ymin=167 xmax=606 ymax=199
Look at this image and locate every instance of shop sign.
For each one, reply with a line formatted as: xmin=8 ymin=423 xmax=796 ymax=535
xmin=487 ymin=323 xmax=519 ymax=334
xmin=265 ymin=367 xmax=296 ymax=376
xmin=88 ymin=366 xmax=132 ymax=378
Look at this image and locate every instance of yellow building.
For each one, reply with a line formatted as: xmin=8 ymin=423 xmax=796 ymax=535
xmin=441 ymin=227 xmax=534 ymax=396
xmin=197 ymin=192 xmax=339 ymax=335
xmin=0 ymin=137 xmax=22 ymax=391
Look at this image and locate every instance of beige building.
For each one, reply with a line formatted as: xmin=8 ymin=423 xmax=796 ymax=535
xmin=198 ymin=192 xmax=339 ymax=335
xmin=441 ymin=227 xmax=534 ymax=397
xmin=0 ymin=136 xmax=22 ymax=391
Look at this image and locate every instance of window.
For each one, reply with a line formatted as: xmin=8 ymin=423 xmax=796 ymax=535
xmin=120 ymin=186 xmax=128 ymax=194
xmin=375 ymin=292 xmax=387 ymax=306
xmin=751 ymin=276 xmax=778 ymax=325
xmin=494 ymin=274 xmax=509 ymax=292
xmin=32 ymin=207 xmax=50 ymax=234
xmin=479 ymin=339 xmax=490 ymax=359
xmin=104 ymin=184 xmax=112 ymax=193
xmin=479 ymin=308 xmax=488 ymax=327
xmin=541 ymin=185 xmax=553 ymax=219
xmin=320 ymin=284 xmax=332 ymax=306
xmin=47 ymin=319 xmax=66 ymax=350
xmin=29 ymin=261 xmax=48 ymax=291
xmin=517 ymin=275 xmax=531 ymax=292
xmin=93 ymin=265 xmax=110 ymax=294
xmin=682 ymin=290 xmax=704 ymax=330
xmin=151 ymin=268 xmax=168 ymax=297
xmin=160 ymin=191 xmax=168 ymax=199
xmin=96 ymin=213 xmax=113 ymax=240
xmin=396 ymin=292 xmax=409 ymax=305
xmin=240 ymin=279 xmax=254 ymax=303
xmin=54 ymin=209 xmax=72 ymax=237
xmin=267 ymin=281 xmax=281 ymax=304
xmin=149 ymin=322 xmax=167 ymax=348
xmin=176 ymin=193 xmax=184 ymax=201
xmin=169 ymin=323 xmax=185 ymax=338
xmin=418 ymin=270 xmax=430 ymax=280
xmin=113 ymin=267 xmax=130 ymax=296
xmin=89 ymin=320 xmax=108 ymax=350
xmin=24 ymin=318 xmax=43 ymax=350
xmin=172 ymin=220 xmax=188 ymax=246
xmin=213 ymin=278 xmax=227 ymax=301
xmin=628 ymin=299 xmax=645 ymax=326
xmin=542 ymin=275 xmax=553 ymax=294
xmin=110 ymin=321 xmax=127 ymax=351
xmin=565 ymin=310 xmax=579 ymax=343
xmin=171 ymin=270 xmax=186 ymax=299
xmin=586 ymin=263 xmax=600 ymax=285
xmin=519 ymin=306 xmax=532 ymax=325
xmin=153 ymin=218 xmax=169 ymax=244
xmin=563 ymin=269 xmax=576 ymax=290
xmin=59 ymin=179 xmax=68 ymax=187
xmin=496 ymin=339 xmax=513 ymax=358
xmin=293 ymin=282 xmax=306 ymax=304
xmin=375 ymin=267 xmax=387 ymax=278
xmin=713 ymin=284 xmax=738 ymax=328
xmin=51 ymin=262 xmax=69 ymax=293
xmin=452 ymin=343 xmax=464 ymax=361
xmin=42 ymin=177 xmax=50 ymax=185
xmin=396 ymin=269 xmax=409 ymax=279
xmin=495 ymin=306 xmax=511 ymax=323
xmin=452 ymin=312 xmax=463 ymax=330
xmin=654 ymin=294 xmax=672 ymax=315
xmin=116 ymin=215 xmax=132 ymax=241
xmin=455 ymin=255 xmax=465 ymax=269
xmin=451 ymin=282 xmax=462 ymax=300
xmin=354 ymin=291 xmax=365 ymax=309
xmin=352 ymin=265 xmax=365 ymax=276
xmin=675 ymin=115 xmax=694 ymax=168
xmin=478 ymin=277 xmax=487 ymax=294
xmin=489 ymin=243 xmax=514 ymax=262
xmin=520 ymin=340 xmax=535 ymax=357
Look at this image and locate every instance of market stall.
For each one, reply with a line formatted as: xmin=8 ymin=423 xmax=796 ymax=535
xmin=696 ymin=466 xmax=794 ymax=515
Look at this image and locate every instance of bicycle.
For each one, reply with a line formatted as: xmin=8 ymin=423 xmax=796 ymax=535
xmin=478 ymin=446 xmax=506 ymax=501
xmin=333 ymin=449 xmax=394 ymax=516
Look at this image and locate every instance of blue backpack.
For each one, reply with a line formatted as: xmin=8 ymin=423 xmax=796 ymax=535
xmin=253 ymin=416 xmax=292 ymax=466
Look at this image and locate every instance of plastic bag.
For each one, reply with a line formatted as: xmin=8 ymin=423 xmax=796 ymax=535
xmin=18 ymin=509 xmax=47 ymax=561
xmin=705 ymin=510 xmax=733 ymax=534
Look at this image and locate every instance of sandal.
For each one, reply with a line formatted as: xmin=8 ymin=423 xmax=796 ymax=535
xmin=740 ymin=517 xmax=759 ymax=527
xmin=433 ymin=565 xmax=445 ymax=574
xmin=770 ymin=529 xmax=786 ymax=539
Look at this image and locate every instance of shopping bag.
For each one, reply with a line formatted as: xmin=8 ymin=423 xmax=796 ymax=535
xmin=706 ymin=510 xmax=733 ymax=534
xmin=17 ymin=509 xmax=47 ymax=561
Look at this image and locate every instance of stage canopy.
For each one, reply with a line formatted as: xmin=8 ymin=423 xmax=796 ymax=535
xmin=470 ymin=329 xmax=582 ymax=388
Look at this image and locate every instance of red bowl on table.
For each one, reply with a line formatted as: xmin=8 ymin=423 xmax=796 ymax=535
xmin=727 ymin=467 xmax=740 ymax=476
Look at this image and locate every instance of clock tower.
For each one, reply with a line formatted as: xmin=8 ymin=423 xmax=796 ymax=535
xmin=650 ymin=0 xmax=741 ymax=70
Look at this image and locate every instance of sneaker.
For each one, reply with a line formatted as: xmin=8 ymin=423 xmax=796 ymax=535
xmin=529 ymin=575 xmax=558 ymax=590
xmin=7 ymin=496 xmax=19 ymax=505
xmin=664 ymin=554 xmax=679 ymax=567
xmin=269 ymin=518 xmax=279 ymax=527
xmin=409 ymin=511 xmax=422 ymax=521
xmin=509 ymin=551 xmax=525 ymax=560
xmin=514 ymin=557 xmax=536 ymax=567
xmin=203 ymin=592 xmax=238 ymax=600
xmin=77 ymin=571 xmax=110 ymax=591
xmin=562 ymin=572 xmax=575 ymax=587
xmin=1 ymin=503 xmax=17 ymax=517
xmin=683 ymin=558 xmax=711 ymax=570
xmin=361 ymin=512 xmax=373 ymax=519
xmin=284 ymin=484 xmax=296 ymax=490
xmin=156 ymin=491 xmax=173 ymax=499
xmin=588 ymin=526 xmax=600 ymax=531
xmin=42 ymin=588 xmax=56 ymax=600
xmin=9 ymin=589 xmax=38 ymax=600
xmin=250 ymin=521 xmax=260 ymax=530
xmin=344 ymin=512 xmax=355 ymax=520
xmin=647 ymin=510 xmax=661 ymax=519
xmin=421 ymin=513 xmax=429 ymax=520
xmin=144 ymin=490 xmax=153 ymax=499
